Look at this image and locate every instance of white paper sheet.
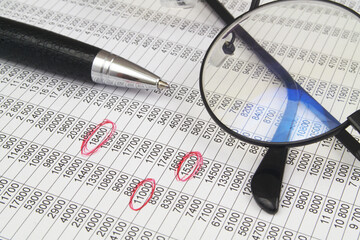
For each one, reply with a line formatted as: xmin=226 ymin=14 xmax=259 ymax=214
xmin=0 ymin=0 xmax=359 ymax=239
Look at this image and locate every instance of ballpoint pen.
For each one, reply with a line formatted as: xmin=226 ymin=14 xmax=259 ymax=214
xmin=0 ymin=16 xmax=169 ymax=90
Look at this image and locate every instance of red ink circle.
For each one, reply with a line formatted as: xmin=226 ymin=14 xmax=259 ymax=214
xmin=176 ymin=151 xmax=203 ymax=182
xmin=129 ymin=178 xmax=156 ymax=211
xmin=81 ymin=119 xmax=116 ymax=156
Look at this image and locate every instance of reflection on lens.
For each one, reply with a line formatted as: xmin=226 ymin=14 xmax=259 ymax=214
xmin=201 ymin=0 xmax=360 ymax=144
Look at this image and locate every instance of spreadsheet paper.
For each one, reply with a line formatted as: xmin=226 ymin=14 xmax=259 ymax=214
xmin=0 ymin=0 xmax=360 ymax=239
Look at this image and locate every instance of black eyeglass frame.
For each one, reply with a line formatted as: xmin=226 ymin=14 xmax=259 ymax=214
xmin=199 ymin=0 xmax=360 ymax=148
xmin=200 ymin=0 xmax=360 ymax=214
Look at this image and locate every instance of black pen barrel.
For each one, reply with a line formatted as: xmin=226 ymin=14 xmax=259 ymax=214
xmin=0 ymin=16 xmax=100 ymax=81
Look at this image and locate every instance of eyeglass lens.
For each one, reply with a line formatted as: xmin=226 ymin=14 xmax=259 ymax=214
xmin=202 ymin=0 xmax=360 ymax=144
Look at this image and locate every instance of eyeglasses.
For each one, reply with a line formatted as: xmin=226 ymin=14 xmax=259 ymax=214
xmin=200 ymin=0 xmax=360 ymax=213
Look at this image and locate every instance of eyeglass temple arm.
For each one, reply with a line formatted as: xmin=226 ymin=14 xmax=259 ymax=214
xmin=205 ymin=0 xmax=360 ymax=214
xmin=249 ymin=0 xmax=261 ymax=11
xmin=205 ymin=0 xmax=235 ymax=24
xmin=348 ymin=110 xmax=360 ymax=134
xmin=205 ymin=0 xmax=300 ymax=215
xmin=336 ymin=129 xmax=360 ymax=160
xmin=206 ymin=0 xmax=261 ymax=22
xmin=341 ymin=110 xmax=360 ymax=159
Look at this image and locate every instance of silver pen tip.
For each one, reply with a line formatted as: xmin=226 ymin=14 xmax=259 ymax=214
xmin=158 ymin=80 xmax=170 ymax=89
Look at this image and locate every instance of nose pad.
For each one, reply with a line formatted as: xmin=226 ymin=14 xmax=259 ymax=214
xmin=208 ymin=34 xmax=235 ymax=67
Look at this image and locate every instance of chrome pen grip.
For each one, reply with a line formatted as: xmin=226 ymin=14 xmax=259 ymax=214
xmin=91 ymin=50 xmax=160 ymax=89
